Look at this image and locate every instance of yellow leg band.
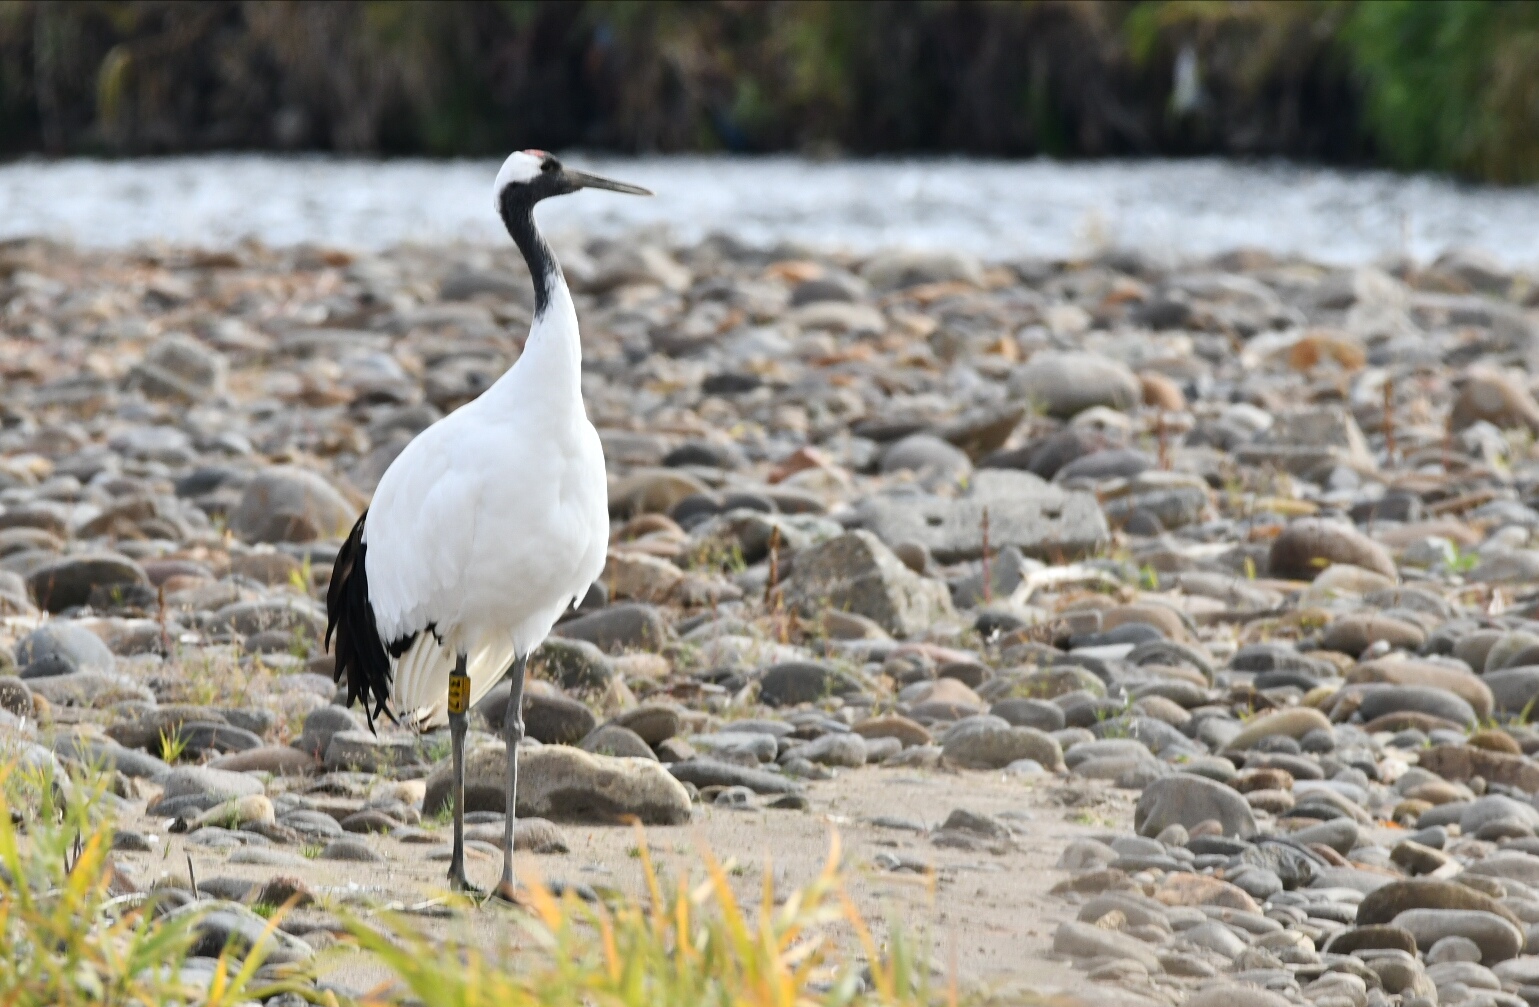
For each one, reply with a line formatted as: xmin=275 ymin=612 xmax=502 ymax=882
xmin=447 ymin=674 xmax=470 ymax=715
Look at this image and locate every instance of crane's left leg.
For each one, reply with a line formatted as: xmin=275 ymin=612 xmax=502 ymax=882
xmin=494 ymin=653 xmax=528 ymax=904
xmin=446 ymin=652 xmax=480 ymax=894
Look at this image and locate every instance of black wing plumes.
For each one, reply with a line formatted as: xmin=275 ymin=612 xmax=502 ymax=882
xmin=325 ymin=511 xmax=399 ymax=731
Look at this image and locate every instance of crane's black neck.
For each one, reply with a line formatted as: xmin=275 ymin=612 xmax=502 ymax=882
xmin=499 ymin=189 xmax=560 ymax=318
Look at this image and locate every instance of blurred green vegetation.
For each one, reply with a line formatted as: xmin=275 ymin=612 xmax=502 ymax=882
xmin=0 ymin=1 xmax=1535 ymax=182
xmin=1342 ymin=0 xmax=1539 ymax=183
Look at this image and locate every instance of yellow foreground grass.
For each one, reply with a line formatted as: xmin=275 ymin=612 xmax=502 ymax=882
xmin=0 ymin=758 xmax=944 ymax=1007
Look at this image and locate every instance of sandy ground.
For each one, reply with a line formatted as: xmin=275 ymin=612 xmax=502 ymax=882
xmin=115 ymin=765 xmax=1137 ymax=1001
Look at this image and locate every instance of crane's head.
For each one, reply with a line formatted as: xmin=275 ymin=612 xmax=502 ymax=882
xmin=494 ymin=150 xmax=651 ymax=213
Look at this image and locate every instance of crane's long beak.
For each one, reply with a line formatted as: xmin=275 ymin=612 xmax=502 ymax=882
xmin=564 ymin=168 xmax=652 ymax=196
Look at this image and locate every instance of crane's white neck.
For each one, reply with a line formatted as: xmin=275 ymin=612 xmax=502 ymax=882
xmin=517 ymin=279 xmax=582 ymax=393
xmin=489 ymin=193 xmax=584 ymax=410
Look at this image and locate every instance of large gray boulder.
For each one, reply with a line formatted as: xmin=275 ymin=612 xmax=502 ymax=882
xmin=423 ymin=743 xmax=691 ymax=825
xmin=784 ymin=530 xmax=953 ymax=637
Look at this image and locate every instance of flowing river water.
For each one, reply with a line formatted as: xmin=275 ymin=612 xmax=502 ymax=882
xmin=3 ymin=153 xmax=1538 ymax=266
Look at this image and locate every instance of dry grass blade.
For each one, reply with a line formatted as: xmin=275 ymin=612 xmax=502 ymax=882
xmin=0 ymin=758 xmax=291 ymax=1007
xmin=345 ymin=825 xmax=935 ymax=1007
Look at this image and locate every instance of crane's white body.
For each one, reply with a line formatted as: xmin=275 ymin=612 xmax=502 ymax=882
xmin=362 ymin=278 xmax=607 ymax=727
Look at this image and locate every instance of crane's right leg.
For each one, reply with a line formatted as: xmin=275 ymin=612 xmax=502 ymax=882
xmin=446 ymin=652 xmax=478 ymax=894
xmin=494 ymin=653 xmax=528 ymax=904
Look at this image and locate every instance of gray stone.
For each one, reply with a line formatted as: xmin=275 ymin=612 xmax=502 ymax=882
xmin=1393 ymin=909 xmax=1524 ymax=964
xmin=207 ymin=597 xmax=326 ymax=639
xmin=1483 ymin=667 xmax=1539 ymax=716
xmin=1291 ymin=818 xmax=1360 ymax=854
xmin=1473 ymin=553 xmax=1539 ymax=584
xmin=128 ymin=333 xmax=227 ymax=402
xmin=531 ymin=637 xmax=617 ymax=691
xmin=1183 ymin=919 xmax=1249 ymax=958
xmin=55 ymin=734 xmax=168 ymax=779
xmin=942 ymin=808 xmax=1013 ymax=839
xmin=551 ymin=605 xmax=667 ymax=655
xmin=1268 ymin=517 xmax=1397 ymax=581
xmin=1064 ymin=738 xmax=1153 ymax=769
xmin=424 ymin=743 xmax=692 ymax=825
xmin=1359 ymin=879 xmax=1523 ymax=927
xmin=279 ymin=809 xmax=345 ymax=840
xmin=14 ymin=623 xmax=115 ymax=673
xmin=1009 ymin=352 xmax=1141 ymax=418
xmin=782 ymin=732 xmax=866 ymax=768
xmin=579 ymin=724 xmax=657 ymax=761
xmin=163 ymin=900 xmax=312 ymax=964
xmin=990 ymin=697 xmax=1065 ymax=731
xmin=950 ymin=545 xmax=1033 ymax=609
xmin=665 ymin=758 xmax=805 ymax=796
xmin=341 ymin=809 xmax=399 ymax=834
xmin=1058 ymin=838 xmax=1118 ymax=870
xmin=27 ymin=670 xmax=153 ymax=708
xmin=1051 ymin=920 xmax=1161 ymax=972
xmin=296 ymin=705 xmax=365 ymax=758
xmin=784 ymin=530 xmax=954 ymax=638
xmin=1462 ymin=795 xmax=1539 ymax=834
xmin=880 ymin=434 xmax=971 ymax=483
xmin=1493 ymin=957 xmax=1539 ymax=987
xmin=613 ymin=704 xmax=681 ymax=744
xmin=850 ymin=470 xmax=1108 ymax=564
xmin=1466 ymin=852 xmax=1539 ymax=888
xmin=220 ymin=707 xmax=277 ymax=736
xmin=319 ymin=839 xmax=383 ymax=862
xmin=713 ymin=785 xmax=756 ymax=808
xmin=154 ymin=766 xmax=264 ymax=806
xmin=523 ymin=690 xmax=598 ymax=745
xmin=1134 ymin=773 xmax=1257 ymax=839
xmin=1103 ymin=486 xmax=1208 ymax=531
xmin=462 ymin=816 xmax=570 ymax=853
xmin=209 ymin=745 xmax=317 ymax=775
xmin=230 ymin=466 xmax=357 ymax=543
xmin=942 ymin=720 xmax=1063 ymax=771
xmin=26 ymin=553 xmax=149 ymax=612
xmin=758 ymin=661 xmax=868 ymax=706
xmin=1427 ymin=936 xmax=1484 ymax=964
xmin=167 ymin=722 xmax=264 ymax=758
xmin=690 ymin=732 xmax=778 ymax=763
xmin=1236 ymin=406 xmax=1377 ymax=477
xmin=1358 ymin=685 xmax=1478 ymax=729
xmin=324 ymin=730 xmax=420 ymax=772
xmin=1228 ymin=865 xmax=1284 ymax=901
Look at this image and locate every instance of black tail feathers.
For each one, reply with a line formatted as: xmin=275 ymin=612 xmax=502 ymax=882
xmin=325 ymin=511 xmax=398 ymax=732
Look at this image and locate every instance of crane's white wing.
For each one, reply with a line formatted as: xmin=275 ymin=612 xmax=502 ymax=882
xmin=363 ymin=421 xmax=481 ymax=647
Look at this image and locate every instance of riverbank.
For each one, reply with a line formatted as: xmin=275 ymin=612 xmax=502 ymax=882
xmin=3 ymin=233 xmax=1539 ymax=1003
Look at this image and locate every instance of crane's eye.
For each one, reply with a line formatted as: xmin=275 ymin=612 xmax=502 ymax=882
xmin=542 ymin=158 xmax=561 ymax=173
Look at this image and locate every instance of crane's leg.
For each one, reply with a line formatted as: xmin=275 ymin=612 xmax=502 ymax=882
xmin=446 ymin=652 xmax=479 ymax=894
xmin=494 ymin=653 xmax=528 ymax=904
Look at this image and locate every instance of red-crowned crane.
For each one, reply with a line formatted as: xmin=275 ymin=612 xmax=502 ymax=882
xmin=326 ymin=150 xmax=651 ymax=896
